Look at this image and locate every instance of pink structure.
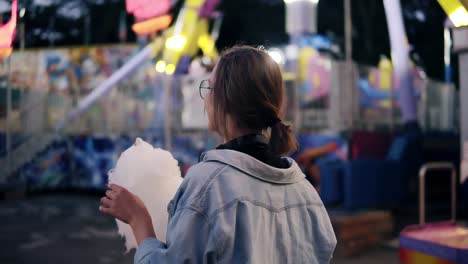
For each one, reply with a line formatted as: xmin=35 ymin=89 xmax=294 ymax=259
xmin=126 ymin=0 xmax=171 ymax=20
xmin=0 ymin=0 xmax=17 ymax=49
xmin=308 ymin=55 xmax=331 ymax=100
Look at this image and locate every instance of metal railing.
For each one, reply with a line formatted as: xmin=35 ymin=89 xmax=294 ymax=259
xmin=418 ymin=162 xmax=457 ymax=226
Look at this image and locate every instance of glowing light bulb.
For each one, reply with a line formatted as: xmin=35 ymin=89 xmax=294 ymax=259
xmin=165 ymin=35 xmax=187 ymax=52
xmin=449 ymin=6 xmax=468 ymax=27
xmin=165 ymin=64 xmax=176 ymax=75
xmin=438 ymin=0 xmax=468 ymax=28
xmin=155 ymin=60 xmax=166 ymax=73
xmin=267 ymin=48 xmax=285 ymax=65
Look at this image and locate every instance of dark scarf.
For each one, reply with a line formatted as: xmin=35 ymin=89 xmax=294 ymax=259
xmin=216 ymin=134 xmax=289 ymax=169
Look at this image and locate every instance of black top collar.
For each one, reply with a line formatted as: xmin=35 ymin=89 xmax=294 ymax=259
xmin=216 ymin=134 xmax=288 ymax=169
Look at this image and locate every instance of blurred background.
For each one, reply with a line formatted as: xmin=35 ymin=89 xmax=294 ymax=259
xmin=1 ymin=0 xmax=468 ymax=263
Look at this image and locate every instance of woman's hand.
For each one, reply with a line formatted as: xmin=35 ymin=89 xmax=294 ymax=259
xmin=99 ymin=183 xmax=146 ymax=225
xmin=100 ymin=184 xmax=156 ymax=245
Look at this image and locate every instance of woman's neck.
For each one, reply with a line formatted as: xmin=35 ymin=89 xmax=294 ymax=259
xmin=223 ymin=116 xmax=260 ymax=142
xmin=224 ymin=129 xmax=260 ymax=142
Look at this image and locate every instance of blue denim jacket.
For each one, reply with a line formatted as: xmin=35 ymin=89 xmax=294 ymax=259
xmin=135 ymin=149 xmax=337 ymax=263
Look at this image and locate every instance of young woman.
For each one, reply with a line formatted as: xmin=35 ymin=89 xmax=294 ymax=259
xmin=100 ymin=46 xmax=337 ymax=263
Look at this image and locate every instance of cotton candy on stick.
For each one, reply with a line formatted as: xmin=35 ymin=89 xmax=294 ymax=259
xmin=108 ymin=138 xmax=183 ymax=251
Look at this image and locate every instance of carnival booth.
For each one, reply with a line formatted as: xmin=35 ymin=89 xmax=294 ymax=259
xmin=0 ymin=0 xmax=466 ymax=259
xmin=398 ymin=0 xmax=468 ymax=263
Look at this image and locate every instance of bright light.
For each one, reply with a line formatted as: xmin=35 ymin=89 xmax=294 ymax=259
xmin=165 ymin=35 xmax=187 ymax=52
xmin=155 ymin=60 xmax=166 ymax=73
xmin=438 ymin=0 xmax=468 ymax=28
xmin=198 ymin=34 xmax=215 ymax=54
xmin=20 ymin=8 xmax=25 ymax=18
xmin=267 ymin=48 xmax=285 ymax=65
xmin=165 ymin=64 xmax=176 ymax=75
xmin=285 ymin=45 xmax=299 ymax=59
xmin=449 ymin=6 xmax=468 ymax=27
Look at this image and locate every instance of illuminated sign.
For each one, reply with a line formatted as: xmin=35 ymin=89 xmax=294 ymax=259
xmin=126 ymin=0 xmax=171 ymax=20
xmin=0 ymin=0 xmax=17 ymax=49
xmin=132 ymin=15 xmax=172 ymax=35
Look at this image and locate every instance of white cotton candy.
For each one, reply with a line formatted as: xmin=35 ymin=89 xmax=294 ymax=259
xmin=108 ymin=137 xmax=183 ymax=251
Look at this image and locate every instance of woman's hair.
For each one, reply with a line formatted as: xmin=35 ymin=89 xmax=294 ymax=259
xmin=212 ymin=45 xmax=298 ymax=156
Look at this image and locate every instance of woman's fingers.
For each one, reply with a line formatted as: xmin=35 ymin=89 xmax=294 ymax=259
xmin=100 ymin=196 xmax=112 ymax=208
xmin=99 ymin=205 xmax=113 ymax=215
xmin=100 ymin=184 xmax=137 ymax=224
xmin=108 ymin=183 xmax=126 ymax=192
xmin=105 ymin=190 xmax=116 ymax=200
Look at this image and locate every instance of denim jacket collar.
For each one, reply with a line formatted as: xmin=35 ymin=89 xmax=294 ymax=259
xmin=200 ymin=149 xmax=305 ymax=184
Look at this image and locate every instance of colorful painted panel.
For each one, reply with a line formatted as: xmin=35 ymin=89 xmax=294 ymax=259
xmin=400 ymin=247 xmax=457 ymax=264
xmin=1 ymin=45 xmax=171 ymax=133
xmin=400 ymin=223 xmax=468 ymax=263
xmin=13 ymin=133 xmax=214 ymax=190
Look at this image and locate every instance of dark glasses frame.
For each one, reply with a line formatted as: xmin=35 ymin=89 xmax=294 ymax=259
xmin=199 ymin=79 xmax=212 ymax=100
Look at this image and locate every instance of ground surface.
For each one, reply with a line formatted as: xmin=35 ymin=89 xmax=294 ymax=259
xmin=0 ymin=194 xmax=399 ymax=264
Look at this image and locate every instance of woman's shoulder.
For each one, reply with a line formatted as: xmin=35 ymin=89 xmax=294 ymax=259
xmin=172 ymin=160 xmax=230 ymax=211
xmin=184 ymin=160 xmax=229 ymax=186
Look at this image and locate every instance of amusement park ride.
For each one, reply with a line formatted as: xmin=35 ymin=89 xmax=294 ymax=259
xmin=75 ymin=1 xmax=468 ymax=262
xmin=0 ymin=0 xmax=16 ymax=59
xmin=55 ymin=0 xmax=221 ymax=130
xmin=0 ymin=0 xmax=223 ymax=179
xmin=398 ymin=2 xmax=468 ymax=263
xmin=1 ymin=0 xmax=468 ymax=260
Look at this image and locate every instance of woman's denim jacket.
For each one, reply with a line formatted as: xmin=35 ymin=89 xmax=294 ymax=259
xmin=135 ymin=149 xmax=337 ymax=263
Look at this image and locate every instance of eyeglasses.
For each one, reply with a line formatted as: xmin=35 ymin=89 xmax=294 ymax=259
xmin=199 ymin=79 xmax=212 ymax=100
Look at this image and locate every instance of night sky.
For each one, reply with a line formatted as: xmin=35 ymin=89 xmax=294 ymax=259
xmin=1 ymin=0 xmax=451 ymax=81
xmin=218 ymin=0 xmax=448 ymax=81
